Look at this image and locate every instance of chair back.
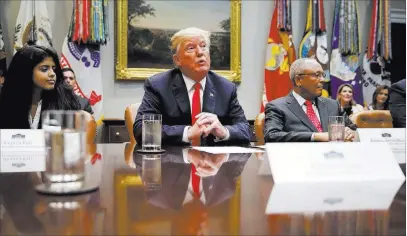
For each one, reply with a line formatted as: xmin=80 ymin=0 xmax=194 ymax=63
xmin=125 ymin=103 xmax=141 ymax=143
xmin=351 ymin=110 xmax=393 ymax=128
xmin=81 ymin=110 xmax=96 ymax=144
xmin=254 ymin=112 xmax=265 ymax=145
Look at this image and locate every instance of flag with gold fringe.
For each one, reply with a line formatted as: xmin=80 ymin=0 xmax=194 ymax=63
xmin=329 ymin=0 xmax=364 ymax=105
xmin=61 ymin=0 xmax=107 ymax=128
xmin=13 ymin=0 xmax=53 ymax=53
xmin=261 ymin=0 xmax=296 ymax=112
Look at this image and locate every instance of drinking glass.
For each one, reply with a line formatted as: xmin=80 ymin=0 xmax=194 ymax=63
xmin=328 ymin=116 xmax=345 ymax=142
xmin=42 ymin=110 xmax=86 ymax=183
xmin=142 ymin=114 xmax=162 ymax=151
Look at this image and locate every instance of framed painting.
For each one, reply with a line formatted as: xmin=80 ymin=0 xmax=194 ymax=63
xmin=115 ymin=0 xmax=241 ymax=82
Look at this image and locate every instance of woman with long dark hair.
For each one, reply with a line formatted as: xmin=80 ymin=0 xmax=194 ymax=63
xmin=0 ymin=44 xmax=80 ymax=129
xmin=367 ymin=85 xmax=390 ymax=111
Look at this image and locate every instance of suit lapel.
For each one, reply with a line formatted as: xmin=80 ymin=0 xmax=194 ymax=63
xmin=202 ymin=74 xmax=216 ymax=114
xmin=316 ymin=97 xmax=329 ymax=132
xmin=172 ymin=72 xmax=191 ymax=117
xmin=286 ymin=93 xmax=318 ymax=132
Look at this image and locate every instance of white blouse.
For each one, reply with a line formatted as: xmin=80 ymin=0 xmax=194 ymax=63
xmin=29 ymin=100 xmax=42 ymax=129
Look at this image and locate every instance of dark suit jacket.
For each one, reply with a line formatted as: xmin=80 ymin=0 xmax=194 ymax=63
xmin=264 ymin=92 xmax=357 ymax=142
xmin=76 ymin=95 xmax=93 ymax=114
xmin=389 ymin=79 xmax=406 ymax=128
xmin=133 ymin=69 xmax=251 ymax=146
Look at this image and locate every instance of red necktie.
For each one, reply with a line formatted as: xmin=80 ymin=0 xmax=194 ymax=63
xmin=191 ymin=83 xmax=201 ymax=146
xmin=305 ymin=100 xmax=323 ymax=132
xmin=191 ymin=164 xmax=200 ymax=198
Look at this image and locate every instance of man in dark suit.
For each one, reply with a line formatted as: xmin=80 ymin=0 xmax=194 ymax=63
xmin=389 ymin=79 xmax=406 ymax=128
xmin=62 ymin=68 xmax=93 ymax=115
xmin=134 ymin=27 xmax=251 ymax=146
xmin=264 ymin=58 xmax=356 ymax=142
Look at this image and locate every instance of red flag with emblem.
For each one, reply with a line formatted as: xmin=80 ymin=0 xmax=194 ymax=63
xmin=261 ymin=0 xmax=295 ymax=112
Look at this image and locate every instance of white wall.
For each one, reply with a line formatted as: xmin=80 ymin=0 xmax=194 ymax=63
xmin=0 ymin=0 xmax=404 ymax=120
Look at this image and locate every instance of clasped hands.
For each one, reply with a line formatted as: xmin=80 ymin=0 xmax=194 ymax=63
xmin=187 ymin=149 xmax=228 ymax=177
xmin=187 ymin=112 xmax=227 ymax=141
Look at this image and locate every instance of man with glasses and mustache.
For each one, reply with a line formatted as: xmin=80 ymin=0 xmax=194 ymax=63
xmin=134 ymin=27 xmax=251 ymax=146
xmin=264 ymin=58 xmax=357 ymax=142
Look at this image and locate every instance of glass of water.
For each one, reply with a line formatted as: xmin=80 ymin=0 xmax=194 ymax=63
xmin=42 ymin=110 xmax=87 ymax=183
xmin=142 ymin=114 xmax=162 ymax=151
xmin=328 ymin=116 xmax=345 ymax=142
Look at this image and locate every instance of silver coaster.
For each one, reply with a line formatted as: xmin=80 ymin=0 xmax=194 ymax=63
xmin=35 ymin=181 xmax=99 ymax=196
xmin=136 ymin=149 xmax=166 ymax=154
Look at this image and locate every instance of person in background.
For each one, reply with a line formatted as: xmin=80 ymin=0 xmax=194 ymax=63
xmin=336 ymin=83 xmax=364 ymax=118
xmin=0 ymin=69 xmax=5 ymax=95
xmin=389 ymin=79 xmax=406 ymax=128
xmin=0 ymin=44 xmax=80 ymax=129
xmin=133 ymin=27 xmax=251 ymax=146
xmin=264 ymin=58 xmax=356 ymax=142
xmin=62 ymin=67 xmax=93 ymax=115
xmin=367 ymin=85 xmax=390 ymax=110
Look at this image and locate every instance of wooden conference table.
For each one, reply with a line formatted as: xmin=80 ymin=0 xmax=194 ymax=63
xmin=0 ymin=143 xmax=405 ymax=235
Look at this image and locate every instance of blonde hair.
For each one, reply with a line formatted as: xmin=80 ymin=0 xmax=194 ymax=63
xmin=170 ymin=27 xmax=211 ymax=53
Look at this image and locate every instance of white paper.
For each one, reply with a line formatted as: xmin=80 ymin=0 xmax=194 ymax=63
xmin=357 ymin=128 xmax=406 ymax=164
xmin=266 ymin=142 xmax=405 ymax=184
xmin=192 ymin=146 xmax=264 ymax=154
xmin=266 ymin=179 xmax=403 ymax=214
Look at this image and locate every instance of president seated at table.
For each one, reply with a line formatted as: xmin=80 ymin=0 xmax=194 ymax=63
xmin=264 ymin=58 xmax=357 ymax=142
xmin=133 ymin=27 xmax=251 ymax=147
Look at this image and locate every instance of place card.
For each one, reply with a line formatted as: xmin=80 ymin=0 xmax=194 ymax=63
xmin=0 ymin=130 xmax=46 ymax=172
xmin=266 ymin=142 xmax=405 ymax=184
xmin=0 ymin=129 xmax=45 ymax=151
xmin=357 ymin=128 xmax=406 ymax=164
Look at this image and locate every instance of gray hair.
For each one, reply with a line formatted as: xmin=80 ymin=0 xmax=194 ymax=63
xmin=170 ymin=27 xmax=211 ymax=54
xmin=289 ymin=58 xmax=319 ymax=85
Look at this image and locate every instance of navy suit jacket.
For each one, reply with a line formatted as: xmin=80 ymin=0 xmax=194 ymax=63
xmin=133 ymin=69 xmax=251 ymax=146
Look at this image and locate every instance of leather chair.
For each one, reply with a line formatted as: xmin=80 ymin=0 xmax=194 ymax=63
xmin=124 ymin=103 xmax=141 ymax=143
xmin=254 ymin=112 xmax=265 ymax=145
xmin=351 ymin=110 xmax=393 ymax=128
xmin=81 ymin=110 xmax=97 ymax=144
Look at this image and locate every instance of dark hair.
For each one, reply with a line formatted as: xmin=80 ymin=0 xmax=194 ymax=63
xmin=336 ymin=83 xmax=356 ymax=106
xmin=62 ymin=67 xmax=76 ymax=78
xmin=371 ymin=85 xmax=390 ymax=110
xmin=0 ymin=45 xmax=80 ymax=129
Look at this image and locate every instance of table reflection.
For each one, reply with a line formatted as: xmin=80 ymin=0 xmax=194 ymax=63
xmin=117 ymin=145 xmax=251 ymax=235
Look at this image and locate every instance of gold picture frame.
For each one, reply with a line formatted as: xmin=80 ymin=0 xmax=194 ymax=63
xmin=115 ymin=0 xmax=241 ymax=82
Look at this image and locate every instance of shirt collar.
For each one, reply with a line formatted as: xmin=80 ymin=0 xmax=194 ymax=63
xmin=182 ymin=73 xmax=206 ymax=92
xmin=292 ymin=90 xmax=315 ymax=106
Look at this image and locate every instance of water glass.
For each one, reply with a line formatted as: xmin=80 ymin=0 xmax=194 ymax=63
xmin=142 ymin=154 xmax=162 ymax=190
xmin=42 ymin=110 xmax=87 ymax=183
xmin=328 ymin=116 xmax=345 ymax=142
xmin=142 ymin=114 xmax=162 ymax=151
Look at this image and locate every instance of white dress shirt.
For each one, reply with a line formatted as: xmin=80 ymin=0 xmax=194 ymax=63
xmin=291 ymin=91 xmax=321 ymax=141
xmin=181 ymin=74 xmax=230 ymax=143
xmin=182 ymin=151 xmax=206 ymax=205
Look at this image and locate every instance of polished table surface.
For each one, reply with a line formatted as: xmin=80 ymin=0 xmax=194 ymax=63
xmin=0 ymin=143 xmax=405 ymax=235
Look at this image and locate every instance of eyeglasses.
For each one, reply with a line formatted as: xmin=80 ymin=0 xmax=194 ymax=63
xmin=296 ymin=72 xmax=326 ymax=78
